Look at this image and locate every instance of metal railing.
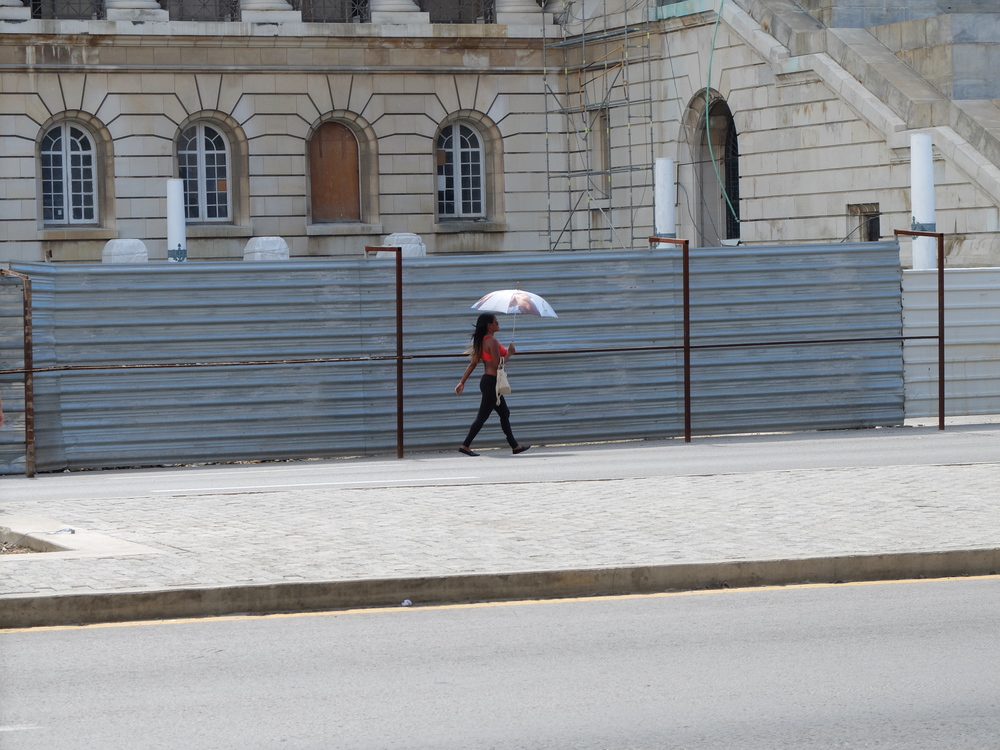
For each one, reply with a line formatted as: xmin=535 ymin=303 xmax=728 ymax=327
xmin=420 ymin=0 xmax=494 ymax=23
xmin=31 ymin=0 xmax=104 ymax=19
xmin=27 ymin=0 xmax=497 ymax=21
xmin=295 ymin=0 xmax=370 ymax=23
xmin=161 ymin=0 xmax=240 ymax=21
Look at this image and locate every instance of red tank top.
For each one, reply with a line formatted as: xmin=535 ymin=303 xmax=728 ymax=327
xmin=480 ymin=335 xmax=507 ymax=362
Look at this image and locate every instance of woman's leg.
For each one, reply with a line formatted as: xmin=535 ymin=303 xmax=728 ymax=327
xmin=462 ymin=375 xmax=497 ymax=448
xmin=493 ymin=396 xmax=520 ymax=449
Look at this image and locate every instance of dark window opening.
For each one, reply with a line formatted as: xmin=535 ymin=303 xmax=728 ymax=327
xmin=723 ymin=116 xmax=740 ymax=240
xmin=848 ymin=203 xmax=881 ymax=242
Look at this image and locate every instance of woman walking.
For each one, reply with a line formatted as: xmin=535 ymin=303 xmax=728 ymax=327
xmin=455 ymin=313 xmax=529 ymax=456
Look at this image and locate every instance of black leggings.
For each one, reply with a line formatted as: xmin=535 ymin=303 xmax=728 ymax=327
xmin=463 ymin=374 xmax=519 ymax=449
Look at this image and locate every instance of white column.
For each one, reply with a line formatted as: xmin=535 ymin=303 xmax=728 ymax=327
xmin=910 ymin=133 xmax=937 ymax=270
xmin=654 ymin=157 xmax=677 ymax=241
xmin=496 ymin=0 xmax=545 ymax=24
xmin=370 ymin=0 xmax=428 ymax=24
xmin=240 ymin=0 xmax=301 ymax=23
xmin=0 ymin=0 xmax=30 ymax=19
xmin=105 ymin=0 xmax=168 ymax=21
xmin=166 ymin=179 xmax=187 ymax=263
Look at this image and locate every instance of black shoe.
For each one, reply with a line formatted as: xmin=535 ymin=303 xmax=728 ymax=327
xmin=512 ymin=445 xmax=530 ymax=455
xmin=459 ymin=447 xmax=480 ymax=457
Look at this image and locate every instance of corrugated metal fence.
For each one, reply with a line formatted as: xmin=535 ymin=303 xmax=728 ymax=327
xmin=0 ymin=242 xmax=904 ymax=473
xmin=0 ymin=274 xmax=27 ymax=474
xmin=903 ymin=268 xmax=1000 ymax=418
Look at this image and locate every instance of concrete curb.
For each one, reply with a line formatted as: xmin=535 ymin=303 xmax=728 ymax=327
xmin=3 ymin=548 xmax=1000 ymax=629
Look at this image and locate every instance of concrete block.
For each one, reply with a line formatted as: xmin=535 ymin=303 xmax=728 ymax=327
xmin=102 ymin=239 xmax=149 ymax=263
xmin=377 ymin=232 xmax=426 ymax=258
xmin=243 ymin=236 xmax=290 ymax=261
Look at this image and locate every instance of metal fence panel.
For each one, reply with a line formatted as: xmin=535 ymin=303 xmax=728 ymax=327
xmin=688 ymin=242 xmax=904 ymax=432
xmin=0 ymin=275 xmax=26 ymax=475
xmin=5 ymin=242 xmax=903 ymax=473
xmin=903 ymin=268 xmax=1000 ymax=418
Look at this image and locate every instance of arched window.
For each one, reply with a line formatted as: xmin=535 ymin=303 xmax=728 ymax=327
xmin=309 ymin=122 xmax=361 ymax=223
xmin=436 ymin=123 xmax=485 ymax=220
xmin=178 ymin=123 xmax=231 ymax=222
xmin=698 ymin=100 xmax=740 ymax=245
xmin=40 ymin=124 xmax=98 ymax=225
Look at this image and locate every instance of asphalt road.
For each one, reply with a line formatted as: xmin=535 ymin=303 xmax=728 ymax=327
xmin=3 ymin=421 xmax=998 ymax=502
xmin=2 ymin=576 xmax=999 ymax=749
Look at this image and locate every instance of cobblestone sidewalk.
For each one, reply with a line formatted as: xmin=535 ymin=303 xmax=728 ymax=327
xmin=3 ymin=461 xmax=999 ymax=598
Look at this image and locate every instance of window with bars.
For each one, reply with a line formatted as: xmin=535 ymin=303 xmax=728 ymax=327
xmin=161 ymin=0 xmax=240 ymax=21
xmin=420 ymin=0 xmax=494 ymax=23
xmin=436 ymin=123 xmax=485 ymax=220
xmin=40 ymin=124 xmax=98 ymax=226
xmin=295 ymin=0 xmax=370 ymax=22
xmin=178 ymin=124 xmax=231 ymax=223
xmin=24 ymin=0 xmax=503 ymax=20
xmin=31 ymin=0 xmax=103 ymax=19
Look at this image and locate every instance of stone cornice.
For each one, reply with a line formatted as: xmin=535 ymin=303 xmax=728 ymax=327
xmin=0 ymin=17 xmax=555 ymax=39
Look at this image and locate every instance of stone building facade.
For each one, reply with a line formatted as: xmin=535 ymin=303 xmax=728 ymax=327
xmin=1 ymin=0 xmax=999 ymax=266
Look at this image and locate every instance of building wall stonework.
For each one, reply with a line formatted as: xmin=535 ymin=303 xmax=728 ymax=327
xmin=0 ymin=26 xmax=552 ymax=262
xmin=656 ymin=0 xmax=1000 ymax=266
xmin=1 ymin=0 xmax=1000 ymax=268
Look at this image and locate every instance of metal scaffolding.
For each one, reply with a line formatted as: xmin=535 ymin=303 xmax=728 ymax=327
xmin=543 ymin=0 xmax=656 ymax=251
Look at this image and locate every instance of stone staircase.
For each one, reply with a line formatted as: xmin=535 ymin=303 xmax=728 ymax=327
xmin=733 ymin=0 xmax=1000 ymax=208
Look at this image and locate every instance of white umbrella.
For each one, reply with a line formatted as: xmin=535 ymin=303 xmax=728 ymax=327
xmin=472 ymin=286 xmax=557 ymax=340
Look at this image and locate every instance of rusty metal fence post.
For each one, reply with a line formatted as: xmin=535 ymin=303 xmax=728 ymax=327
xmin=0 ymin=268 xmax=35 ymax=477
xmin=894 ymin=229 xmax=946 ymax=430
xmin=365 ymin=246 xmax=405 ymax=458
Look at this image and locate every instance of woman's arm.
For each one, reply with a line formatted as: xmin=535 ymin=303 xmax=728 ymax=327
xmin=455 ymin=356 xmax=479 ymax=395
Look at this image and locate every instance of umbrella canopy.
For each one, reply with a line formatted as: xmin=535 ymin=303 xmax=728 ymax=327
xmin=472 ymin=289 xmax=558 ymax=318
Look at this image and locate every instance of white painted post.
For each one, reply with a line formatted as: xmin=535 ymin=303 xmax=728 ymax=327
xmin=166 ymin=179 xmax=187 ymax=263
xmin=910 ymin=133 xmax=937 ymax=270
xmin=654 ymin=157 xmax=677 ymax=241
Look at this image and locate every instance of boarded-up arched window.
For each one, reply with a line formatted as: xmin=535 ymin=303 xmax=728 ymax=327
xmin=309 ymin=122 xmax=361 ymax=223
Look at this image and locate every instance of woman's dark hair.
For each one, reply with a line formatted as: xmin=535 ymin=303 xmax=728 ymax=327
xmin=470 ymin=313 xmax=496 ymax=359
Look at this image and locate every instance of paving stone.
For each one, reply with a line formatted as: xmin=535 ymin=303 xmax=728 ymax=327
xmin=2 ymin=459 xmax=1000 ymax=598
